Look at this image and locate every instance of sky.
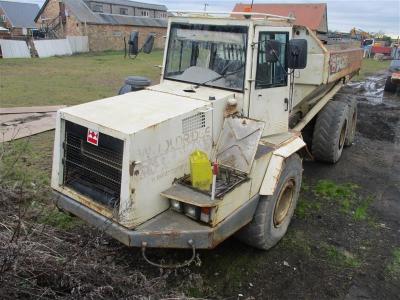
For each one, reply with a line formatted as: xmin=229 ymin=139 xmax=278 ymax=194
xmin=5 ymin=0 xmax=400 ymax=35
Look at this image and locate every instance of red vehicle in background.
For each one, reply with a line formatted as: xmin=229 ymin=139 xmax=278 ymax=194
xmin=362 ymin=39 xmax=392 ymax=57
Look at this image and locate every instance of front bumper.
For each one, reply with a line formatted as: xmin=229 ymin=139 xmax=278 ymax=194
xmin=53 ymin=191 xmax=259 ymax=249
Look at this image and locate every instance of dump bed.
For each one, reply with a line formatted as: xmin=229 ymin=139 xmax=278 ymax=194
xmin=291 ymin=27 xmax=362 ymax=109
xmin=293 ymin=27 xmax=362 ymax=86
xmin=326 ymin=43 xmax=363 ymax=82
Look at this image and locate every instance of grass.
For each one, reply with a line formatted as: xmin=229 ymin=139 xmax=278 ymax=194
xmin=386 ymin=248 xmax=400 ymax=280
xmin=0 ymin=51 xmax=163 ymax=107
xmin=322 ymin=243 xmax=361 ymax=269
xmin=39 ymin=208 xmax=81 ymax=230
xmin=0 ymin=51 xmax=164 ymax=238
xmin=312 ymin=180 xmax=375 ymax=223
xmin=296 ymin=199 xmax=321 ymax=219
xmin=352 ymin=58 xmax=391 ymax=81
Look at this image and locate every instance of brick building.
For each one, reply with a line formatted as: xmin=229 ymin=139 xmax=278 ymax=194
xmin=35 ymin=0 xmax=168 ymax=51
xmin=0 ymin=1 xmax=39 ymax=37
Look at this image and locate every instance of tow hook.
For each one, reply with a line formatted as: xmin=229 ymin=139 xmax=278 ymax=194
xmin=141 ymin=239 xmax=196 ymax=268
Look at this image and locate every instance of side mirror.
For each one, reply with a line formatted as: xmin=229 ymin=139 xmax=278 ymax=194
xmin=142 ymin=33 xmax=155 ymax=54
xmin=264 ymin=40 xmax=281 ymax=63
xmin=288 ymin=39 xmax=308 ymax=69
xmin=128 ymin=31 xmax=139 ymax=56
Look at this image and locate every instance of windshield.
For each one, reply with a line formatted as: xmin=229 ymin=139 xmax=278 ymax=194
xmin=164 ymin=23 xmax=248 ymax=91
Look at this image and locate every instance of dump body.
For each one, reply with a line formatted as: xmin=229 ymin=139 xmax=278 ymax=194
xmin=51 ymin=13 xmax=362 ymax=250
xmin=290 ymin=27 xmax=362 ymax=119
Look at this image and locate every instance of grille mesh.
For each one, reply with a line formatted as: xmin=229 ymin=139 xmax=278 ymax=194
xmin=182 ymin=112 xmax=206 ymax=134
xmin=62 ymin=121 xmax=123 ymax=208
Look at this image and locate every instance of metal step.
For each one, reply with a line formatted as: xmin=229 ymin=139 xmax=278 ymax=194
xmin=160 ymin=183 xmax=220 ymax=208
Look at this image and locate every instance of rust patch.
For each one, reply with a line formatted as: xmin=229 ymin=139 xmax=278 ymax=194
xmin=61 ymin=186 xmax=114 ymax=219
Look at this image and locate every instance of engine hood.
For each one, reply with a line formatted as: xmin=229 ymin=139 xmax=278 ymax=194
xmin=148 ymin=80 xmax=236 ymax=102
xmin=59 ymin=88 xmax=211 ymax=136
xmin=59 ymin=81 xmax=236 ymax=136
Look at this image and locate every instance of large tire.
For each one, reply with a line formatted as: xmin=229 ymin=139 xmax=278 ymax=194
xmin=312 ymin=101 xmax=349 ymax=163
xmin=336 ymin=97 xmax=357 ymax=147
xmin=236 ymin=154 xmax=302 ymax=250
xmin=384 ymin=76 xmax=397 ymax=93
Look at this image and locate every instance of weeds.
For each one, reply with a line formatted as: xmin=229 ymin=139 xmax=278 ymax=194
xmin=386 ymin=248 xmax=400 ymax=280
xmin=322 ymin=243 xmax=361 ymax=269
xmin=39 ymin=208 xmax=81 ymax=230
xmin=296 ymin=199 xmax=321 ymax=219
xmin=0 ymin=139 xmax=182 ymax=299
xmin=314 ymin=179 xmax=358 ymax=200
xmin=313 ymin=179 xmax=374 ymax=222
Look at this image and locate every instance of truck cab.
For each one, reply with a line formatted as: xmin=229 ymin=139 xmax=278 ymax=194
xmin=52 ymin=12 xmax=362 ymax=261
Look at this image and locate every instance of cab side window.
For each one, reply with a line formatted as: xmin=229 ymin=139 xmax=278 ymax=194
xmin=256 ymin=32 xmax=288 ymax=89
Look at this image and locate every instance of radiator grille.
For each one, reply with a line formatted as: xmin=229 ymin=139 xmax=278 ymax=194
xmin=62 ymin=121 xmax=123 ymax=209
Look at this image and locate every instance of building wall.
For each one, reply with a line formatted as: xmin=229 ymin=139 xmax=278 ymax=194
xmin=36 ymin=0 xmax=83 ymax=38
xmin=1 ymin=7 xmax=33 ymax=37
xmin=0 ymin=7 xmax=12 ymax=28
xmin=35 ymin=0 xmax=167 ymax=52
xmin=85 ymin=1 xmax=167 ymax=18
xmin=36 ymin=0 xmax=59 ymax=23
xmin=86 ymin=23 xmax=166 ymax=51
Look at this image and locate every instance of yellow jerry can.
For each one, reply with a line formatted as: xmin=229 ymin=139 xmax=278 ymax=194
xmin=190 ymin=150 xmax=212 ymax=191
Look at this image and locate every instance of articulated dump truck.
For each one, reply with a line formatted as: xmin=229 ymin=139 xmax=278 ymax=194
xmin=51 ymin=12 xmax=362 ymax=265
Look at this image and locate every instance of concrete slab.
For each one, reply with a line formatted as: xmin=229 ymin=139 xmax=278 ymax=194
xmin=0 ymin=105 xmax=66 ymax=115
xmin=0 ymin=112 xmax=56 ymax=142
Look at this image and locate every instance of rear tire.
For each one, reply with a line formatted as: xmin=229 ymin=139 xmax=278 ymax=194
xmin=336 ymin=98 xmax=357 ymax=147
xmin=236 ymin=154 xmax=302 ymax=250
xmin=384 ymin=76 xmax=397 ymax=93
xmin=312 ymin=101 xmax=349 ymax=163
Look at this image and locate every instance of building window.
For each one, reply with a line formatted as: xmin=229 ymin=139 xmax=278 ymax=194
xmin=157 ymin=12 xmax=167 ymax=18
xmin=93 ymin=4 xmax=103 ymax=13
xmin=120 ymin=8 xmax=128 ymax=15
xmin=141 ymin=10 xmax=149 ymax=17
xmin=0 ymin=14 xmax=6 ymax=22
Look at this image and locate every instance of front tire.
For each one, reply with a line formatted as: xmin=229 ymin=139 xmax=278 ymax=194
xmin=236 ymin=154 xmax=302 ymax=250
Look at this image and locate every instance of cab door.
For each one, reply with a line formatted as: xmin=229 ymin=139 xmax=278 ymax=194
xmin=249 ymin=27 xmax=291 ymax=136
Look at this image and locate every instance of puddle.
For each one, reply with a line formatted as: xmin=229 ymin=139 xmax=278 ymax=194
xmin=345 ymin=74 xmax=387 ymax=104
xmin=341 ymin=72 xmax=399 ymax=106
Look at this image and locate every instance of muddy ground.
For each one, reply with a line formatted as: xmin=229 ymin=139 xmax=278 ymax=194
xmin=135 ymin=72 xmax=400 ymax=299
xmin=107 ymin=72 xmax=400 ymax=299
xmin=1 ymin=72 xmax=399 ymax=299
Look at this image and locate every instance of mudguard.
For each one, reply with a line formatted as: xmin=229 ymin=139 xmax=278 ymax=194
xmin=259 ymin=137 xmax=305 ymax=195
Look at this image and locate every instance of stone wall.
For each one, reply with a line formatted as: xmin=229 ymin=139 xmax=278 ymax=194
xmin=86 ymin=24 xmax=166 ymax=52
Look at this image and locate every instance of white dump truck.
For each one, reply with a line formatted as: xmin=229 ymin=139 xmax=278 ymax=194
xmin=51 ymin=12 xmax=362 ymax=264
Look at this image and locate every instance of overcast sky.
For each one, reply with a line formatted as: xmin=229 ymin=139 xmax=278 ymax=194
xmin=8 ymin=0 xmax=400 ymax=35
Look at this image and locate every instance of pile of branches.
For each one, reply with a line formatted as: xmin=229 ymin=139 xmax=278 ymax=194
xmin=0 ymin=141 xmax=183 ymax=299
xmin=0 ymin=184 xmax=185 ymax=299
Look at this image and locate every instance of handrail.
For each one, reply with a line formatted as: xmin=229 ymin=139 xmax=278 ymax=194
xmin=168 ymin=10 xmax=295 ymax=21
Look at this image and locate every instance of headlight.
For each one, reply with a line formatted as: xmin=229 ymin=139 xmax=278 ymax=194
xmin=184 ymin=204 xmax=200 ymax=220
xmin=170 ymin=200 xmax=182 ymax=212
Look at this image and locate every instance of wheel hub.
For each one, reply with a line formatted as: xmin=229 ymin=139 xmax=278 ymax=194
xmin=273 ymin=179 xmax=295 ymax=227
